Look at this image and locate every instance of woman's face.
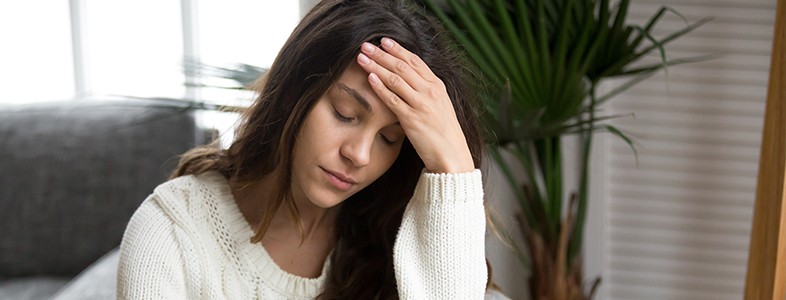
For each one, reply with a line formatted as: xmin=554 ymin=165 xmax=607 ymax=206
xmin=290 ymin=63 xmax=405 ymax=209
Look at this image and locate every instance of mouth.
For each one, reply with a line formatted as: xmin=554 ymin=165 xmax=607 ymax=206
xmin=320 ymin=167 xmax=357 ymax=191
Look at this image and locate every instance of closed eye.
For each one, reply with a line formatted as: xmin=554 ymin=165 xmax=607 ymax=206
xmin=333 ymin=109 xmax=354 ymax=123
xmin=380 ymin=134 xmax=396 ymax=145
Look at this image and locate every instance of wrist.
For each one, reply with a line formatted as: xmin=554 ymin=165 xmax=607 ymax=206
xmin=426 ymin=154 xmax=475 ymax=174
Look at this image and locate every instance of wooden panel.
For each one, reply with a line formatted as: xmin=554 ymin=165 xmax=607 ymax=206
xmin=744 ymin=0 xmax=786 ymax=298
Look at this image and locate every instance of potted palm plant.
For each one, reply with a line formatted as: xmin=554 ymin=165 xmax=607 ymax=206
xmin=421 ymin=0 xmax=710 ymax=298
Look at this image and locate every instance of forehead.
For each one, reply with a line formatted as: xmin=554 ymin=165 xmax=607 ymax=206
xmin=335 ymin=63 xmax=373 ymax=89
xmin=331 ymin=63 xmax=399 ymax=124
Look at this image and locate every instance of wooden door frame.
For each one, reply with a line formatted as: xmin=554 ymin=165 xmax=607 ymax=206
xmin=744 ymin=0 xmax=786 ymax=298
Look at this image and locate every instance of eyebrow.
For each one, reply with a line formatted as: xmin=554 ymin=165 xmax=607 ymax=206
xmin=336 ymin=83 xmax=371 ymax=113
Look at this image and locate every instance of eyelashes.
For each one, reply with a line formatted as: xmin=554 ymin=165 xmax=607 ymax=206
xmin=333 ymin=109 xmax=353 ymax=123
xmin=333 ymin=108 xmax=397 ymax=145
xmin=380 ymin=135 xmax=396 ymax=145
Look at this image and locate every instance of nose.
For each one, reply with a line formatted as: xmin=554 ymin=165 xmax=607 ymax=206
xmin=340 ymin=133 xmax=373 ymax=167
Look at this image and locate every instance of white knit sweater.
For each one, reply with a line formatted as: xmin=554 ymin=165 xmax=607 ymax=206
xmin=116 ymin=170 xmax=486 ymax=299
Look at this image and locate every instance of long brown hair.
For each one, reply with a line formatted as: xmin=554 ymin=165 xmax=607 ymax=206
xmin=171 ymin=0 xmax=484 ymax=298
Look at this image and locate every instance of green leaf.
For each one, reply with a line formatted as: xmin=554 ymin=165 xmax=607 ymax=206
xmin=494 ymin=0 xmax=535 ymax=92
xmin=424 ymin=0 xmax=505 ymax=85
xmin=447 ymin=0 xmax=510 ymax=82
xmin=595 ymin=70 xmax=658 ymax=104
xmin=603 ymin=125 xmax=639 ymax=164
xmin=616 ymin=54 xmax=720 ymax=77
xmin=421 ymin=0 xmax=712 ymax=276
xmin=603 ymin=17 xmax=712 ymax=78
xmin=534 ymin=0 xmax=552 ymax=70
xmin=465 ymin=0 xmax=528 ymax=92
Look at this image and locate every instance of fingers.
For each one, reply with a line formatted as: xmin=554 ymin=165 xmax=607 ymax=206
xmin=357 ymin=49 xmax=419 ymax=107
xmin=366 ymin=72 xmax=412 ymax=118
xmin=377 ymin=38 xmax=439 ymax=84
xmin=356 ymin=37 xmax=440 ymax=118
xmin=359 ymin=41 xmax=426 ymax=91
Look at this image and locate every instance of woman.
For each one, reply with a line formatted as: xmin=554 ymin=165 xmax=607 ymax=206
xmin=117 ymin=0 xmax=490 ymax=298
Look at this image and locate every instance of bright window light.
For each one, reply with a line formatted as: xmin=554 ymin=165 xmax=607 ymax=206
xmin=84 ymin=0 xmax=184 ymax=99
xmin=195 ymin=1 xmax=299 ymax=105
xmin=0 ymin=1 xmax=74 ymax=103
xmin=198 ymin=1 xmax=299 ymax=68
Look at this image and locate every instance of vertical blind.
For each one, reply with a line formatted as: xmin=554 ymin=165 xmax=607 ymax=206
xmin=603 ymin=0 xmax=776 ymax=299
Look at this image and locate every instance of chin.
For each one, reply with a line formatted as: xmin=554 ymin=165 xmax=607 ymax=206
xmin=311 ymin=199 xmax=342 ymax=209
xmin=307 ymin=191 xmax=350 ymax=209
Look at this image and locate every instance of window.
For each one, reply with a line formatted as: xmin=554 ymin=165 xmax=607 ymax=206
xmin=0 ymin=1 xmax=74 ymax=103
xmin=84 ymin=0 xmax=184 ymax=99
xmin=198 ymin=1 xmax=298 ymax=68
xmin=196 ymin=1 xmax=299 ymax=103
xmin=0 ymin=1 xmax=300 ymax=104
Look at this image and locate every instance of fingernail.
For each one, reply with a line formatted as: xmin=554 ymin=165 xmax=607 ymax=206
xmin=361 ymin=42 xmax=375 ymax=53
xmin=369 ymin=73 xmax=380 ymax=84
xmin=358 ymin=53 xmax=370 ymax=65
xmin=381 ymin=38 xmax=394 ymax=48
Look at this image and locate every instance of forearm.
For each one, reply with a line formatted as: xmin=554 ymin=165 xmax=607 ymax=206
xmin=393 ymin=170 xmax=487 ymax=299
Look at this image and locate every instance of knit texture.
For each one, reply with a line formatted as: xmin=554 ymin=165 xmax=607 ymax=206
xmin=117 ymin=170 xmax=486 ymax=299
xmin=394 ymin=170 xmax=487 ymax=299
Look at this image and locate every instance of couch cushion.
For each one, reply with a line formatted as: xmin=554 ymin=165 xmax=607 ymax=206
xmin=0 ymin=277 xmax=69 ymax=300
xmin=0 ymin=99 xmax=198 ymax=277
xmin=50 ymin=247 xmax=119 ymax=300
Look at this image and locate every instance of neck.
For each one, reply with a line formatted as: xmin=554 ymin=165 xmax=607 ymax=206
xmin=231 ymin=172 xmax=338 ymax=240
xmin=274 ymin=200 xmax=337 ymax=239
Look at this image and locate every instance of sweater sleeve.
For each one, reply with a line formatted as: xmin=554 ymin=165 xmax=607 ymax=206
xmin=393 ymin=169 xmax=487 ymax=299
xmin=116 ymin=196 xmax=189 ymax=299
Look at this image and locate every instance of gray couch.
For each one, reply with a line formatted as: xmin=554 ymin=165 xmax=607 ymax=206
xmin=0 ymin=99 xmax=204 ymax=299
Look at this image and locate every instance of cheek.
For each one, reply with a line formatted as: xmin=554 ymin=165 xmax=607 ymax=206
xmin=297 ymin=109 xmax=341 ymax=155
xmin=370 ymin=144 xmax=403 ymax=176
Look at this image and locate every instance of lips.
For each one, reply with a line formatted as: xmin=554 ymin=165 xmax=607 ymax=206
xmin=320 ymin=167 xmax=357 ymax=191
